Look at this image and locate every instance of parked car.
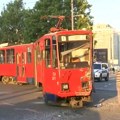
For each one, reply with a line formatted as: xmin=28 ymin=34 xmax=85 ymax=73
xmin=93 ymin=62 xmax=109 ymax=81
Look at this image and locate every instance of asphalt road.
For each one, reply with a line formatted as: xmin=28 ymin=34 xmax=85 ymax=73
xmin=0 ymin=74 xmax=119 ymax=120
xmin=94 ymin=73 xmax=117 ymax=91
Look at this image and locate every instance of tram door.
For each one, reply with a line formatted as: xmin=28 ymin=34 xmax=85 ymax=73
xmin=43 ymin=36 xmax=58 ymax=93
xmin=34 ymin=41 xmax=44 ymax=87
xmin=16 ymin=51 xmax=26 ymax=83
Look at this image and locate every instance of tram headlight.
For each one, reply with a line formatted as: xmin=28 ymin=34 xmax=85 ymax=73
xmin=62 ymin=83 xmax=69 ymax=91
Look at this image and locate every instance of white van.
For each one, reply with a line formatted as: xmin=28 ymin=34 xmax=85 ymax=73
xmin=93 ymin=62 xmax=109 ymax=81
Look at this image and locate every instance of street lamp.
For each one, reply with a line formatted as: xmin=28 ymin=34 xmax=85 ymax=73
xmin=71 ymin=0 xmax=84 ymax=30
xmin=71 ymin=0 xmax=74 ymax=30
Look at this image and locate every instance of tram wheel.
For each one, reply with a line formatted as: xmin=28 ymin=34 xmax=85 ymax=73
xmin=70 ymin=98 xmax=83 ymax=108
xmin=2 ymin=76 xmax=9 ymax=84
xmin=9 ymin=77 xmax=18 ymax=84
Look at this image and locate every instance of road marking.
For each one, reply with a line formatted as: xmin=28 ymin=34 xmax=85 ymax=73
xmin=32 ymin=101 xmax=44 ymax=104
xmin=0 ymin=91 xmax=10 ymax=94
xmin=15 ymin=108 xmax=39 ymax=113
xmin=104 ymin=85 xmax=108 ymax=87
xmin=0 ymin=102 xmax=15 ymax=106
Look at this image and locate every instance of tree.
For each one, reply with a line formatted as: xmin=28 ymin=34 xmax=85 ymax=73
xmin=0 ymin=0 xmax=93 ymax=44
xmin=0 ymin=0 xmax=25 ymax=44
xmin=32 ymin=0 xmax=71 ymax=36
xmin=30 ymin=0 xmax=93 ymax=40
xmin=73 ymin=0 xmax=93 ymax=30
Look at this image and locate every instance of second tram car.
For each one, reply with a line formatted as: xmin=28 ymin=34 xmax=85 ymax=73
xmin=0 ymin=43 xmax=34 ymax=84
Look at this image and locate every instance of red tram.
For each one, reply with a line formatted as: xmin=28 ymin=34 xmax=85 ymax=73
xmin=0 ymin=16 xmax=93 ymax=107
xmin=0 ymin=43 xmax=34 ymax=85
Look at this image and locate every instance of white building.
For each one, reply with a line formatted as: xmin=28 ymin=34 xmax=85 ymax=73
xmin=93 ymin=24 xmax=120 ymax=68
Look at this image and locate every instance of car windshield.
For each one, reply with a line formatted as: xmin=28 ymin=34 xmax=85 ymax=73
xmin=94 ymin=64 xmax=101 ymax=69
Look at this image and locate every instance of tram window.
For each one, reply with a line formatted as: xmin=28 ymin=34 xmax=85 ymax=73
xmin=0 ymin=50 xmax=5 ymax=64
xmin=52 ymin=36 xmax=58 ymax=68
xmin=27 ymin=47 xmax=32 ymax=63
xmin=27 ymin=52 xmax=31 ymax=63
xmin=45 ymin=39 xmax=51 ymax=67
xmin=36 ymin=42 xmax=41 ymax=63
xmin=16 ymin=53 xmax=19 ymax=64
xmin=45 ymin=39 xmax=50 ymax=46
xmin=22 ymin=66 xmax=25 ymax=76
xmin=41 ymin=50 xmax=43 ymax=60
xmin=6 ymin=49 xmax=15 ymax=64
xmin=22 ymin=53 xmax=25 ymax=64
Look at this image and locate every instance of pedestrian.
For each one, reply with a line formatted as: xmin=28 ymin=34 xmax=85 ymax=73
xmin=112 ymin=67 xmax=115 ymax=74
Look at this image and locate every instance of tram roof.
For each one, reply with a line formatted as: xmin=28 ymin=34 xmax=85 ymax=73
xmin=44 ymin=29 xmax=92 ymax=36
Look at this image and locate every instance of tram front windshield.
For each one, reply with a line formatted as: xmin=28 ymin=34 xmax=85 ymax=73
xmin=58 ymin=34 xmax=91 ymax=69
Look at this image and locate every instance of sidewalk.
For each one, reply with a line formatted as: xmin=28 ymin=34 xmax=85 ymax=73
xmin=109 ymin=71 xmax=116 ymax=78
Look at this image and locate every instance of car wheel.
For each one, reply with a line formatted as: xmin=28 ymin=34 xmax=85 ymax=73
xmin=105 ymin=74 xmax=109 ymax=81
xmin=98 ymin=74 xmax=102 ymax=82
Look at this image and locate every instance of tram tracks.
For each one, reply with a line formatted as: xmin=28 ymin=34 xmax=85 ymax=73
xmin=0 ymin=84 xmax=43 ymax=104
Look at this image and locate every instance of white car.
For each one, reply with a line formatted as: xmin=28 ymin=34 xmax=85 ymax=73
xmin=93 ymin=62 xmax=109 ymax=81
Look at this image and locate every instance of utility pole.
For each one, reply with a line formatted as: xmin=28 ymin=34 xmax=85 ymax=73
xmin=71 ymin=0 xmax=74 ymax=30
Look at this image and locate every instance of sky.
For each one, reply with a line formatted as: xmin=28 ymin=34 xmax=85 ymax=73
xmin=0 ymin=0 xmax=120 ymax=30
xmin=0 ymin=0 xmax=37 ymax=11
xmin=88 ymin=0 xmax=120 ymax=30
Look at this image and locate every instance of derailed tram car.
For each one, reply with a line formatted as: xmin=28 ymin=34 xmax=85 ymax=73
xmin=34 ymin=30 xmax=93 ymax=107
xmin=0 ymin=43 xmax=35 ymax=85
